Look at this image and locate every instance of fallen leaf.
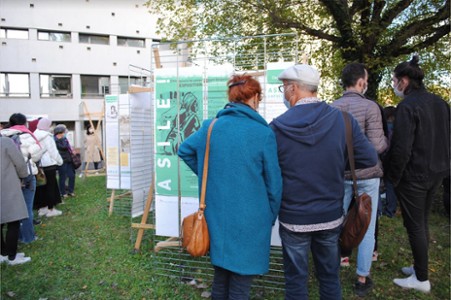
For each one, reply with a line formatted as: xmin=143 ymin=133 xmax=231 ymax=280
xmin=201 ymin=291 xmax=211 ymax=298
xmin=6 ymin=291 xmax=15 ymax=297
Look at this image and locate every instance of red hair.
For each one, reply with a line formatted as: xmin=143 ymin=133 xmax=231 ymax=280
xmin=227 ymin=74 xmax=261 ymax=103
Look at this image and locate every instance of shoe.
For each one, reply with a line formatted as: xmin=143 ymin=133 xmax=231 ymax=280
xmin=46 ymin=209 xmax=62 ymax=217
xmin=68 ymin=193 xmax=75 ymax=197
xmin=1 ymin=252 xmax=26 ymax=262
xmin=401 ymin=265 xmax=415 ymax=276
xmin=79 ymin=173 xmax=83 ymax=178
xmin=61 ymin=194 xmax=68 ymax=198
xmin=340 ymin=257 xmax=350 ymax=267
xmin=33 ymin=219 xmax=42 ymax=225
xmin=355 ymin=277 xmax=374 ymax=297
xmin=393 ymin=274 xmax=430 ymax=293
xmin=38 ymin=207 xmax=49 ymax=216
xmin=372 ymin=251 xmax=378 ymax=262
xmin=7 ymin=255 xmax=31 ymax=265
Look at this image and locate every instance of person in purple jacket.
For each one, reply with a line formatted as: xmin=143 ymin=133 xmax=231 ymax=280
xmin=270 ymin=64 xmax=378 ymax=300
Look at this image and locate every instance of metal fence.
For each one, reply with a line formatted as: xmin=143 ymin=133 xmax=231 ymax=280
xmin=143 ymin=33 xmax=302 ymax=294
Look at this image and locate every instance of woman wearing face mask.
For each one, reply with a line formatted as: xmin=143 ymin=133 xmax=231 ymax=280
xmin=387 ymin=55 xmax=450 ymax=293
xmin=54 ymin=125 xmax=76 ymax=198
xmin=79 ymin=125 xmax=102 ymax=177
xmin=178 ymin=74 xmax=282 ymax=300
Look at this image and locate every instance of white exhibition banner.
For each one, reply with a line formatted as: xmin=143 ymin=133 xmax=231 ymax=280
xmin=105 ymin=95 xmax=120 ymax=189
xmin=105 ymin=92 xmax=154 ymax=217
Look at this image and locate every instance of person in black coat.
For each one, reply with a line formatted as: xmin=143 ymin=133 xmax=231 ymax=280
xmin=388 ymin=55 xmax=450 ymax=293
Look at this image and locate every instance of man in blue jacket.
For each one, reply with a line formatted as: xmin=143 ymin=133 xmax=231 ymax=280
xmin=270 ymin=64 xmax=378 ymax=300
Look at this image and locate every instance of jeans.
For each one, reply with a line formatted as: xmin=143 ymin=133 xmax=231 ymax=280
xmin=343 ymin=178 xmax=379 ymax=277
xmin=395 ymin=177 xmax=443 ymax=281
xmin=280 ymin=224 xmax=342 ymax=300
xmin=383 ymin=179 xmax=398 ymax=217
xmin=211 ymin=266 xmax=254 ymax=300
xmin=19 ymin=175 xmax=36 ymax=243
xmin=58 ymin=162 xmax=75 ymax=195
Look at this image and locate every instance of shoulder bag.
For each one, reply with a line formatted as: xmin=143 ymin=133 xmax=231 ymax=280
xmin=36 ymin=161 xmax=47 ymax=187
xmin=340 ymin=112 xmax=372 ymax=253
xmin=181 ymin=118 xmax=217 ymax=257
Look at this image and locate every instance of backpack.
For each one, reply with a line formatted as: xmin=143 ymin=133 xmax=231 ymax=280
xmin=10 ymin=133 xmax=23 ymax=151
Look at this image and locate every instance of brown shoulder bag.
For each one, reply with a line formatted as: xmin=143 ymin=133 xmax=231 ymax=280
xmin=340 ymin=112 xmax=372 ymax=253
xmin=181 ymin=118 xmax=217 ymax=257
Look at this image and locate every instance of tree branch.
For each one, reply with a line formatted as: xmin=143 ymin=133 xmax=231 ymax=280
xmin=319 ymin=0 xmax=356 ymax=47
xmin=380 ymin=0 xmax=414 ymax=29
xmin=391 ymin=25 xmax=450 ymax=57
xmin=381 ymin=1 xmax=450 ymax=56
xmin=267 ymin=9 xmax=341 ymax=43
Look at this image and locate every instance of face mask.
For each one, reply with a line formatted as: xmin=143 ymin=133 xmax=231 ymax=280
xmin=283 ymin=97 xmax=291 ymax=109
xmin=362 ymin=83 xmax=368 ymax=95
xmin=393 ymin=82 xmax=404 ymax=98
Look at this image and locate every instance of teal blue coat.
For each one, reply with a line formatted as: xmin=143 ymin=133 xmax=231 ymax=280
xmin=178 ymin=103 xmax=282 ymax=275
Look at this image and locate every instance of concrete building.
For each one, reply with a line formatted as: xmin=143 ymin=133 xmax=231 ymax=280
xmin=0 ymin=0 xmax=159 ymax=147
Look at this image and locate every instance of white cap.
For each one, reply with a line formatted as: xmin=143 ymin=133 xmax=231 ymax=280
xmin=278 ymin=64 xmax=320 ymax=86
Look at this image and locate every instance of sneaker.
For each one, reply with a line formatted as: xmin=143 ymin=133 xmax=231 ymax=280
xmin=355 ymin=277 xmax=374 ymax=297
xmin=401 ymin=265 xmax=415 ymax=276
xmin=372 ymin=251 xmax=378 ymax=262
xmin=68 ymin=193 xmax=75 ymax=197
xmin=46 ymin=209 xmax=62 ymax=217
xmin=393 ymin=274 xmax=430 ymax=293
xmin=7 ymin=255 xmax=31 ymax=265
xmin=61 ymin=194 xmax=68 ymax=198
xmin=38 ymin=207 xmax=49 ymax=216
xmin=340 ymin=256 xmax=350 ymax=267
xmin=33 ymin=219 xmax=42 ymax=225
xmin=1 ymin=252 xmax=26 ymax=262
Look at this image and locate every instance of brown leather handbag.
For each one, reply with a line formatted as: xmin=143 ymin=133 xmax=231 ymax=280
xmin=340 ymin=112 xmax=372 ymax=253
xmin=181 ymin=118 xmax=217 ymax=257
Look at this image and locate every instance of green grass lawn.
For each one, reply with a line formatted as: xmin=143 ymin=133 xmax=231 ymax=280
xmin=1 ymin=176 xmax=449 ymax=299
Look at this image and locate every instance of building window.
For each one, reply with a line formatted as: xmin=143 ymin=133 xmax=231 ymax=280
xmin=40 ymin=74 xmax=72 ymax=97
xmin=0 ymin=28 xmax=28 ymax=39
xmin=38 ymin=30 xmax=71 ymax=42
xmin=117 ymin=36 xmax=145 ymax=48
xmin=79 ymin=33 xmax=109 ymax=45
xmin=81 ymin=75 xmax=110 ymax=98
xmin=0 ymin=73 xmax=30 ymax=97
xmin=118 ymin=76 xmax=149 ymax=94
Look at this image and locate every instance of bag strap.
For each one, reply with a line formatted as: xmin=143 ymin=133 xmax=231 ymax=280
xmin=199 ymin=118 xmax=218 ymax=211
xmin=342 ymin=112 xmax=360 ymax=198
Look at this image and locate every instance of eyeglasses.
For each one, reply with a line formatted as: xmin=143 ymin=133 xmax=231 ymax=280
xmin=278 ymin=84 xmax=292 ymax=93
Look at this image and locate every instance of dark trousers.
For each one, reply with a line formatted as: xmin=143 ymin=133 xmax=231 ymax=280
xmin=58 ymin=162 xmax=75 ymax=195
xmin=395 ymin=177 xmax=443 ymax=281
xmin=211 ymin=266 xmax=254 ymax=300
xmin=1 ymin=221 xmax=20 ymax=259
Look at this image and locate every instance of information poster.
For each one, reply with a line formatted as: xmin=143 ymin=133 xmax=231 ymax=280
xmin=262 ymin=62 xmax=294 ymax=123
xmin=105 ymin=95 xmax=120 ymax=189
xmin=154 ymin=67 xmax=204 ymax=236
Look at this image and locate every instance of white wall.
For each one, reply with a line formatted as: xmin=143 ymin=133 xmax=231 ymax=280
xmin=0 ymin=0 xmax=160 ymax=147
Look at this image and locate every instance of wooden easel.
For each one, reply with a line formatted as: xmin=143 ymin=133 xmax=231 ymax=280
xmin=80 ymin=101 xmax=106 ymax=177
xmin=132 ymin=179 xmax=156 ymax=252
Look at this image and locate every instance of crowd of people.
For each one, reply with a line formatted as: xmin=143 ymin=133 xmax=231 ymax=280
xmin=179 ymin=55 xmax=449 ymax=299
xmin=0 ymin=115 xmax=78 ymax=265
xmin=0 ymin=55 xmax=448 ymax=298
